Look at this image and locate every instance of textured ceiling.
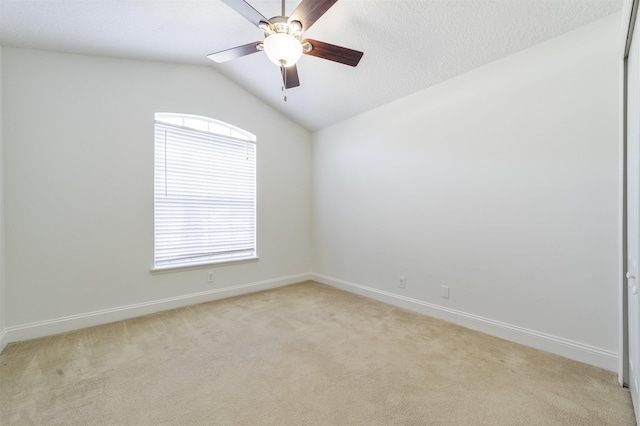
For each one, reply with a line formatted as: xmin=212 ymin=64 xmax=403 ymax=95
xmin=0 ymin=0 xmax=622 ymax=131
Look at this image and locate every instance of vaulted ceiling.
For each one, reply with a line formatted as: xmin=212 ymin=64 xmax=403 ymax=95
xmin=0 ymin=0 xmax=622 ymax=131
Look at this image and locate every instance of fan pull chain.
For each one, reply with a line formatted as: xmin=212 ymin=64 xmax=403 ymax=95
xmin=281 ymin=65 xmax=287 ymax=102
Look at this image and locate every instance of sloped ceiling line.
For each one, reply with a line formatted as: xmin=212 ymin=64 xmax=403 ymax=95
xmin=0 ymin=0 xmax=622 ymax=131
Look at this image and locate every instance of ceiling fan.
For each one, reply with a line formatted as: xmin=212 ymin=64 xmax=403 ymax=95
xmin=207 ymin=0 xmax=364 ymax=99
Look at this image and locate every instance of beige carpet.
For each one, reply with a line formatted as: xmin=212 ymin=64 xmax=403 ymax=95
xmin=0 ymin=281 xmax=635 ymax=425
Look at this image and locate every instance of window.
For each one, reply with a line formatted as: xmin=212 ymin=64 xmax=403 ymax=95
xmin=153 ymin=113 xmax=256 ymax=269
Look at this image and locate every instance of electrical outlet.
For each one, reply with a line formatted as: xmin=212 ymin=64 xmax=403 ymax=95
xmin=441 ymin=285 xmax=450 ymax=299
xmin=207 ymin=272 xmax=214 ymax=283
xmin=399 ymin=276 xmax=406 ymax=289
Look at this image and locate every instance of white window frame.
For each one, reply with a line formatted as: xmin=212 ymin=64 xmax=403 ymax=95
xmin=152 ymin=113 xmax=257 ymax=271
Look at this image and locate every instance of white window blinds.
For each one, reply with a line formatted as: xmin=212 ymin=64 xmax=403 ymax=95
xmin=154 ymin=114 xmax=256 ymax=269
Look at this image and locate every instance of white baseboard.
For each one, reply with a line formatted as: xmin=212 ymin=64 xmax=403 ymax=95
xmin=312 ymin=273 xmax=618 ymax=372
xmin=4 ymin=272 xmax=619 ymax=372
xmin=5 ymin=273 xmax=312 ymax=344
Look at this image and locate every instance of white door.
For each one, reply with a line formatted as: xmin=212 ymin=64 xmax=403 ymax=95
xmin=627 ymin=10 xmax=640 ymax=421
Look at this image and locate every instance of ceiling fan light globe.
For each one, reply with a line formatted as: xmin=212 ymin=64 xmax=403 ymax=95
xmin=263 ymin=33 xmax=302 ymax=67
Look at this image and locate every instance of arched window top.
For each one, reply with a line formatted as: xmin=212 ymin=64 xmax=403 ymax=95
xmin=155 ymin=113 xmax=256 ymax=142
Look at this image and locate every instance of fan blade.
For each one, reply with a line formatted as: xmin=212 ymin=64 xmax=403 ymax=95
xmin=220 ymin=0 xmax=269 ymax=27
xmin=207 ymin=42 xmax=262 ymax=63
xmin=281 ymin=65 xmax=300 ymax=89
xmin=302 ymin=39 xmax=363 ymax=67
xmin=289 ymin=0 xmax=338 ymax=31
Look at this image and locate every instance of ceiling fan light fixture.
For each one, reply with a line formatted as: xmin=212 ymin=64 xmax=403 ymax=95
xmin=263 ymin=33 xmax=302 ymax=67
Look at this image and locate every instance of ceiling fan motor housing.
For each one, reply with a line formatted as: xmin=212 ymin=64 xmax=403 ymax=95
xmin=261 ymin=16 xmax=302 ymax=38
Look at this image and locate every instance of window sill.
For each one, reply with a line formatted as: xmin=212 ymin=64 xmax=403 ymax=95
xmin=150 ymin=256 xmax=259 ymax=275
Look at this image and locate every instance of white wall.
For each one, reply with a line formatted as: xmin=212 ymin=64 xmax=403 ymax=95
xmin=312 ymin=13 xmax=621 ymax=370
xmin=3 ymin=48 xmax=312 ymax=337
